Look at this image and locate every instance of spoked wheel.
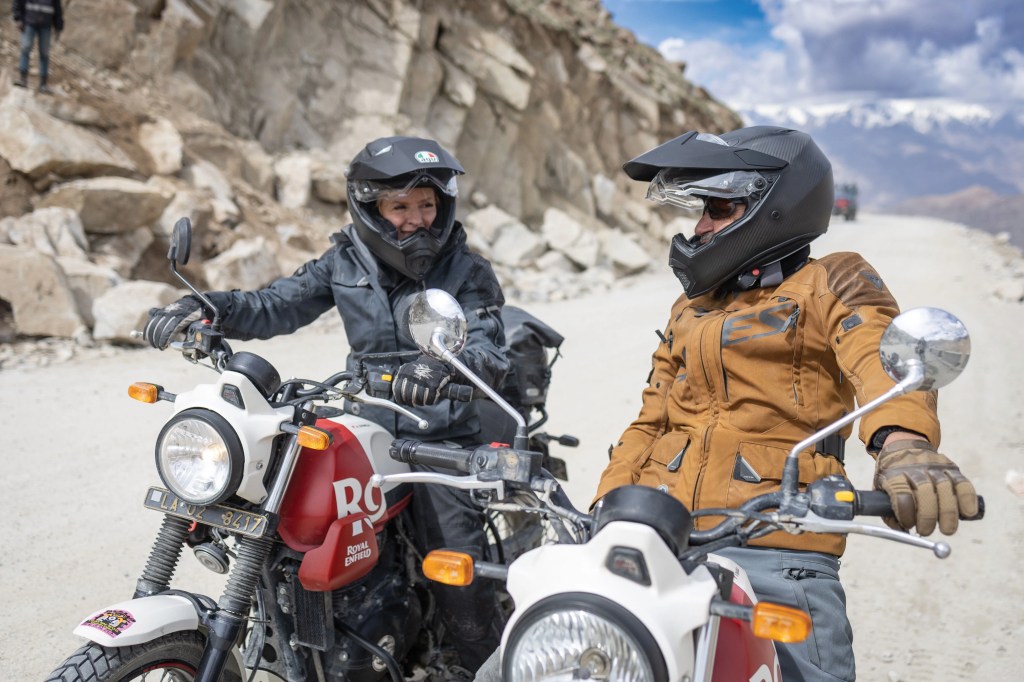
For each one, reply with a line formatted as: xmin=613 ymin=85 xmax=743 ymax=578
xmin=485 ymin=493 xmax=562 ymax=564
xmin=45 ymin=631 xmax=243 ymax=682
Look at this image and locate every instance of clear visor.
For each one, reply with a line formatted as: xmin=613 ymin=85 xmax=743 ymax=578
xmin=646 ymin=170 xmax=765 ymax=211
xmin=350 ymin=171 xmax=459 ymax=203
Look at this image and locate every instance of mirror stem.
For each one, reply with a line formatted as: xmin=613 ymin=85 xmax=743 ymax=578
xmin=432 ymin=331 xmax=529 ymax=449
xmin=780 ymin=360 xmax=925 ymax=505
xmin=171 ymin=262 xmax=221 ymax=327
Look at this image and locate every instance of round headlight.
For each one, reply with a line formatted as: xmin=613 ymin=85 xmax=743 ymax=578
xmin=156 ymin=409 xmax=244 ymax=505
xmin=503 ymin=593 xmax=667 ymax=682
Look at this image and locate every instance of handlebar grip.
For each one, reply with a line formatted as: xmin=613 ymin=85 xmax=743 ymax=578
xmin=855 ymin=491 xmax=986 ymax=520
xmin=390 ymin=439 xmax=474 ymax=474
xmin=444 ymin=383 xmax=476 ymax=402
xmin=854 ymin=490 xmax=892 ymax=517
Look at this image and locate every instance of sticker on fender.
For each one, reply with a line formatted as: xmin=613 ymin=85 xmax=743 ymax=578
xmin=143 ymin=486 xmax=269 ymax=538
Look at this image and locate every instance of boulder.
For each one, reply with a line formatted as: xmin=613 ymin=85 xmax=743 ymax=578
xmin=92 ymin=227 xmax=156 ymax=278
xmin=489 ymin=222 xmax=546 ymax=267
xmin=92 ymin=280 xmax=184 ymax=342
xmin=56 ymin=258 xmax=122 ymax=327
xmin=0 ymin=245 xmax=86 ymax=338
xmin=0 ymin=90 xmax=136 ymax=180
xmin=62 ymin=0 xmax=139 ymax=70
xmin=599 ymin=230 xmax=652 ymax=275
xmin=274 ymin=153 xmax=314 ymax=209
xmin=0 ymin=207 xmax=89 ymax=260
xmin=139 ymin=117 xmax=184 ymax=175
xmin=35 ymin=177 xmax=173 ymax=235
xmin=464 ymin=205 xmax=524 ymax=245
xmin=203 ymin=237 xmax=281 ymax=291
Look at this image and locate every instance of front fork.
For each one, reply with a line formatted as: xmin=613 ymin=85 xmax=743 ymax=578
xmin=195 ymin=534 xmax=276 ymax=682
xmin=133 ymin=513 xmax=278 ymax=682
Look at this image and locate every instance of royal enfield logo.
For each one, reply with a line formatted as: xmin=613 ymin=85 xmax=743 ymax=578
xmin=414 ymin=151 xmax=439 ymax=163
xmin=333 ymin=477 xmax=387 ymax=524
xmin=82 ymin=609 xmax=136 ymax=637
xmin=345 ymin=540 xmax=373 ymax=567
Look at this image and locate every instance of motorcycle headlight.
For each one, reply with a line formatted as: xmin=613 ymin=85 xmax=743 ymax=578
xmin=503 ymin=594 xmax=667 ymax=682
xmin=156 ymin=409 xmax=244 ymax=505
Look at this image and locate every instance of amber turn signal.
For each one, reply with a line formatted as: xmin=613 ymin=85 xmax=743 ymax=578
xmin=422 ymin=550 xmax=474 ymax=586
xmin=128 ymin=382 xmax=160 ymax=403
xmin=751 ymin=602 xmax=811 ymax=643
xmin=297 ymin=426 xmax=332 ymax=450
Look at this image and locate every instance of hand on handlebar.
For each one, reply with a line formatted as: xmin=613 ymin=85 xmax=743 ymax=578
xmin=142 ymin=295 xmax=206 ymax=350
xmin=392 ymin=355 xmax=452 ymax=407
xmin=873 ymin=439 xmax=979 ymax=536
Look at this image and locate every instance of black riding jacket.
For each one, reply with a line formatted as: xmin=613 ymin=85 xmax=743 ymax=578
xmin=12 ymin=0 xmax=63 ymax=29
xmin=205 ymin=223 xmax=508 ymax=442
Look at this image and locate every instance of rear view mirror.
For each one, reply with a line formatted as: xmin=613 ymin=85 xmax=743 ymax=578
xmin=879 ymin=307 xmax=970 ymax=391
xmin=168 ymin=217 xmax=193 ymax=266
xmin=408 ymin=289 xmax=468 ymax=359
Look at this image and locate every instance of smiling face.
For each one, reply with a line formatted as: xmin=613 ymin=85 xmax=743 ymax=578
xmin=377 ymin=187 xmax=439 ymax=239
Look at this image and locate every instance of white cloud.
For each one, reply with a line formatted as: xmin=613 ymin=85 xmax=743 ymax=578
xmin=659 ymin=0 xmax=1024 ymax=109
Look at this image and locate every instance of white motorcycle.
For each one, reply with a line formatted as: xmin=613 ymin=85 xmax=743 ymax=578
xmin=373 ymin=289 xmax=984 ymax=682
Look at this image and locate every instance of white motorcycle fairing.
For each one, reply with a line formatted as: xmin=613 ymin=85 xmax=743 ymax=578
xmin=72 ymin=595 xmax=248 ymax=670
xmin=503 ymin=520 xmax=721 ymax=681
xmin=171 ymin=370 xmax=295 ymax=504
xmin=73 ymin=595 xmax=200 ymax=646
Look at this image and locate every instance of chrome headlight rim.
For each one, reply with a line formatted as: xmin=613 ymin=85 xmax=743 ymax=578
xmin=155 ymin=408 xmax=244 ymax=505
xmin=502 ymin=592 xmax=668 ymax=682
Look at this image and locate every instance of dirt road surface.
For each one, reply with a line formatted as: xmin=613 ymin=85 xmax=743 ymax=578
xmin=3 ymin=213 xmax=1022 ymax=680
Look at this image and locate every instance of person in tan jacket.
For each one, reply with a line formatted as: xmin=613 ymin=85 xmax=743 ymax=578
xmin=595 ymin=126 xmax=978 ymax=681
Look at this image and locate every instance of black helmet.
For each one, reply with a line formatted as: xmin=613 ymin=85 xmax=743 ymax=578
xmin=346 ymin=136 xmax=465 ymax=280
xmin=624 ymin=126 xmax=833 ymax=298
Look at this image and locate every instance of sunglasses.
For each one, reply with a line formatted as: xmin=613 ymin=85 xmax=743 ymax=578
xmin=703 ymin=196 xmax=745 ymax=220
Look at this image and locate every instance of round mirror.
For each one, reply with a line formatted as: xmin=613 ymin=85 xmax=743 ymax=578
xmin=408 ymin=289 xmax=467 ymax=359
xmin=169 ymin=217 xmax=193 ymax=265
xmin=879 ymin=307 xmax=970 ymax=390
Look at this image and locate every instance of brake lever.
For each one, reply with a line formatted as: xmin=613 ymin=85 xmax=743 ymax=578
xmin=343 ymin=386 xmax=429 ymax=431
xmin=370 ymin=472 xmax=506 ymax=499
xmin=776 ymin=511 xmax=952 ymax=558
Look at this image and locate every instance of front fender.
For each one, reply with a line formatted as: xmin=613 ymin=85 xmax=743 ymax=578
xmin=73 ymin=595 xmax=200 ymax=646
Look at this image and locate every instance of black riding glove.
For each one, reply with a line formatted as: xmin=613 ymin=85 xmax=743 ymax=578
xmin=143 ymin=295 xmax=206 ymax=350
xmin=392 ymin=355 xmax=451 ymax=407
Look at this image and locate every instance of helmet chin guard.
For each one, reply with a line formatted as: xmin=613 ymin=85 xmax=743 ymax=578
xmin=626 ymin=127 xmax=833 ymax=298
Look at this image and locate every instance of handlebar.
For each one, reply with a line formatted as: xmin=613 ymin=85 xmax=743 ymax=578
xmin=444 ymin=383 xmax=477 ymax=402
xmin=855 ymin=490 xmax=985 ymax=520
xmin=389 ymin=439 xmax=478 ymax=473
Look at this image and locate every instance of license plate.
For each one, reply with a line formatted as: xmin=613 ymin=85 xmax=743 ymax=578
xmin=143 ymin=487 xmax=270 ymax=538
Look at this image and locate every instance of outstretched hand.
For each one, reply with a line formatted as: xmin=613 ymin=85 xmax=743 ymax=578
xmin=142 ymin=296 xmax=206 ymax=350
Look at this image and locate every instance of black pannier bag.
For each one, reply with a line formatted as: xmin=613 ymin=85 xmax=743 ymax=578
xmin=500 ymin=306 xmax=565 ymax=416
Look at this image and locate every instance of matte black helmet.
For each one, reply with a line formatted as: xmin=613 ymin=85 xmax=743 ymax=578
xmin=346 ymin=136 xmax=465 ymax=280
xmin=624 ymin=126 xmax=833 ymax=298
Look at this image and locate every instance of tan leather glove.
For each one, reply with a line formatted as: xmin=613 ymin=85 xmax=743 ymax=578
xmin=874 ymin=439 xmax=978 ymax=535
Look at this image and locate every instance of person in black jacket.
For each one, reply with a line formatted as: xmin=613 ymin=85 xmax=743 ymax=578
xmin=143 ymin=136 xmax=509 ymax=673
xmin=12 ymin=0 xmax=63 ymax=93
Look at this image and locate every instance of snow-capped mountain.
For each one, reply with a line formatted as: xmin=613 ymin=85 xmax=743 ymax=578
xmin=741 ymin=99 xmax=1024 ymax=210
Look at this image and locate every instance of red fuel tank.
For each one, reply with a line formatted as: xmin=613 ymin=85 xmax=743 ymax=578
xmin=277 ymin=419 xmax=411 ymax=553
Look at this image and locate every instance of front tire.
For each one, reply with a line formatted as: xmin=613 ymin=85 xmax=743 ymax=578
xmin=45 ymin=631 xmax=244 ymax=682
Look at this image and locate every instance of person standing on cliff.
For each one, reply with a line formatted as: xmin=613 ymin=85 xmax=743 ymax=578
xmin=12 ymin=0 xmax=63 ymax=94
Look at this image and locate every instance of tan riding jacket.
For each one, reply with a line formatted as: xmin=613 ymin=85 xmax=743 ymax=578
xmin=594 ymin=252 xmax=941 ymax=556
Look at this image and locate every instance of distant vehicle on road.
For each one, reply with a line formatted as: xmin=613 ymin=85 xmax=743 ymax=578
xmin=834 ymin=183 xmax=858 ymax=221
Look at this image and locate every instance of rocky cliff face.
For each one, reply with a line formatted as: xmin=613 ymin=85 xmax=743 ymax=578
xmin=0 ymin=0 xmax=740 ymax=349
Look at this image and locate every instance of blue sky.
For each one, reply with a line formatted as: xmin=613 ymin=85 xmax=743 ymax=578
xmin=602 ymin=0 xmax=1024 ymax=112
